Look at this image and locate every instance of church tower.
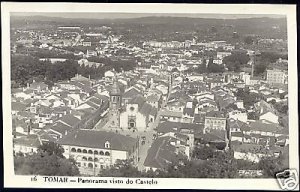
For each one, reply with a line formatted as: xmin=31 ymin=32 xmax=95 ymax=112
xmin=109 ymin=76 xmax=121 ymax=128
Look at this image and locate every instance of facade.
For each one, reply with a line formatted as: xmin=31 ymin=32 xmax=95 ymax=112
xmin=266 ymin=69 xmax=286 ymax=84
xmin=58 ymin=130 xmax=139 ymax=176
xmin=204 ymin=116 xmax=227 ymax=133
xmin=120 ymin=95 xmax=157 ymax=132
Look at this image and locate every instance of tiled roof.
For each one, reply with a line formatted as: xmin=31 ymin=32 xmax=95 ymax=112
xmin=160 ymin=110 xmax=182 ymax=118
xmin=50 ymin=122 xmax=74 ymax=135
xmin=157 ymin=121 xmax=201 ymax=134
xmin=57 ymin=130 xmax=138 ymax=151
xmin=122 ymin=87 xmax=142 ymax=99
xmin=144 ymin=137 xmax=185 ymax=169
xmin=58 ymin=114 xmax=81 ymax=128
xmin=248 ymin=120 xmax=283 ymax=133
xmin=205 ymin=111 xmax=225 ymax=118
xmin=13 ymin=135 xmax=41 ymax=148
xmin=11 ymin=102 xmax=27 ymax=112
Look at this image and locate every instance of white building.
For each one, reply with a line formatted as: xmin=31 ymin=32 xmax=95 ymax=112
xmin=58 ymin=130 xmax=139 ymax=176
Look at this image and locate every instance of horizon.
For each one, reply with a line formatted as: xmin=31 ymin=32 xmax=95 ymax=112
xmin=11 ymin=12 xmax=286 ymax=20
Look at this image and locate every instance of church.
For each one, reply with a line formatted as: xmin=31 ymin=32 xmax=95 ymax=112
xmin=120 ymin=95 xmax=157 ymax=132
xmin=109 ymin=76 xmax=157 ymax=132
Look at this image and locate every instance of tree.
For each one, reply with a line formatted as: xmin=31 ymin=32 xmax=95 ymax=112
xmin=37 ymin=142 xmax=64 ymax=158
xmin=223 ymin=52 xmax=250 ymax=72
xmin=254 ymin=63 xmax=268 ymax=75
xmin=14 ymin=148 xmax=79 ymax=176
xmin=257 ymin=154 xmax=287 ymax=178
xmin=244 ymin=36 xmax=254 ymax=45
xmin=192 ymin=146 xmax=214 ymax=160
xmin=99 ymin=159 xmax=142 ymax=177
xmin=207 ymin=58 xmax=224 ymax=73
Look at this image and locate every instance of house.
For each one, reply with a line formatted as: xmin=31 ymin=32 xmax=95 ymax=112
xmin=146 ymin=94 xmax=162 ymax=109
xmin=232 ymin=143 xmax=281 ymax=163
xmin=156 ymin=121 xmax=198 ymax=149
xmin=204 ymin=111 xmax=227 ymax=133
xmin=29 ymin=81 xmax=49 ymax=92
xmin=203 ymin=111 xmax=228 ymax=145
xmin=166 ymin=99 xmax=186 ymax=113
xmin=48 ymin=122 xmax=74 ymax=139
xmin=259 ymin=111 xmax=279 ymax=124
xmin=228 ymin=109 xmax=248 ymax=123
xmin=182 ymin=101 xmax=195 ymax=123
xmin=56 ymin=114 xmax=81 ymax=129
xmin=160 ymin=110 xmax=183 ymax=123
xmin=57 ymin=130 xmax=139 ymax=175
xmin=246 ymin=120 xmax=283 ymax=138
xmin=13 ymin=134 xmax=42 ymax=155
xmin=143 ymin=136 xmax=187 ymax=171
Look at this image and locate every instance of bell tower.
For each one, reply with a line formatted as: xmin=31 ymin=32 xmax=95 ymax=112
xmin=109 ymin=76 xmax=121 ymax=128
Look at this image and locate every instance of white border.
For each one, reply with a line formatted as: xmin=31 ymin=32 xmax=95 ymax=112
xmin=1 ymin=2 xmax=298 ymax=190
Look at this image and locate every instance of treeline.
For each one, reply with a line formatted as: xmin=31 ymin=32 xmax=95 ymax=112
xmin=87 ymin=56 xmax=137 ymax=72
xmin=11 ymin=55 xmax=136 ymax=88
xmin=254 ymin=51 xmax=288 ymax=75
xmin=11 ymin=55 xmax=77 ymax=88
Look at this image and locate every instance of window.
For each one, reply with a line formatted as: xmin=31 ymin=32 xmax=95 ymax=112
xmin=99 ymin=151 xmax=104 ymax=155
xmin=105 ymin=152 xmax=110 ymax=156
xmin=71 ymin=148 xmax=76 ymax=152
xmin=82 ymin=157 xmax=87 ymax=161
xmin=88 ymin=157 xmax=93 ymax=161
xmin=77 ymin=149 xmax=82 ymax=153
xmin=88 ymin=163 xmax=93 ymax=168
xmin=82 ymin=149 xmax=87 ymax=153
xmin=105 ymin=141 xmax=110 ymax=149
xmin=94 ymin=151 xmax=98 ymax=155
xmin=94 ymin=158 xmax=98 ymax=162
xmin=88 ymin=150 xmax=93 ymax=154
xmin=130 ymin=106 xmax=135 ymax=111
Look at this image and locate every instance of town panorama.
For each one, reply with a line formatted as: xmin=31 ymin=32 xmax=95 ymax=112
xmin=11 ymin=14 xmax=289 ymax=178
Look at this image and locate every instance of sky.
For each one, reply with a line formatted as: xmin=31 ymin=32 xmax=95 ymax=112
xmin=11 ymin=12 xmax=286 ymax=20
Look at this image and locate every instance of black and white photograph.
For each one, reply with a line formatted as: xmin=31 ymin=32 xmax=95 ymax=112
xmin=2 ymin=3 xmax=298 ymax=190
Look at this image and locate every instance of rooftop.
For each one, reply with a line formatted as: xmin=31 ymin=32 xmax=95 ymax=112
xmin=57 ymin=130 xmax=138 ymax=151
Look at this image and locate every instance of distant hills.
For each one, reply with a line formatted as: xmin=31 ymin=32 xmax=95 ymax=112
xmin=10 ymin=15 xmax=287 ymax=39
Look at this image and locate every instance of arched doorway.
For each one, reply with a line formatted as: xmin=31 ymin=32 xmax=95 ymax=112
xmin=129 ymin=119 xmax=136 ymax=129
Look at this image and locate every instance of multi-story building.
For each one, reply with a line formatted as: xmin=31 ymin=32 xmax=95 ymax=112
xmin=58 ymin=129 xmax=139 ymax=176
xmin=204 ymin=113 xmax=227 ymax=133
xmin=266 ymin=69 xmax=287 ymax=84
